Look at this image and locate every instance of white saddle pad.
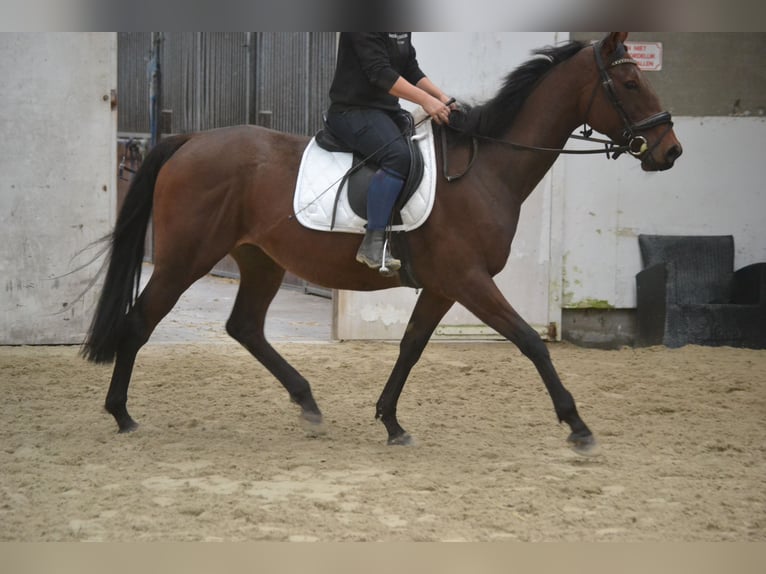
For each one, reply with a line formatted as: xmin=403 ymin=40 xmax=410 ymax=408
xmin=293 ymin=120 xmax=437 ymax=234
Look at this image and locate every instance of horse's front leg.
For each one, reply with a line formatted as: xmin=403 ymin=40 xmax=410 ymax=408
xmin=375 ymin=290 xmax=454 ymax=445
xmin=456 ymin=276 xmax=596 ymax=454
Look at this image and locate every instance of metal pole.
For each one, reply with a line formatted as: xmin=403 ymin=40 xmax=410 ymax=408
xmin=148 ymin=32 xmax=162 ymax=148
xmin=304 ymin=33 xmax=311 ymax=135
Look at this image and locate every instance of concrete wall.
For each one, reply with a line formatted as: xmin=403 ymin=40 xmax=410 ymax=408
xmin=573 ymin=33 xmax=766 ymax=117
xmin=560 ymin=116 xmax=766 ymax=347
xmin=560 ymin=116 xmax=766 ymax=310
xmin=0 ymin=33 xmax=117 ymax=344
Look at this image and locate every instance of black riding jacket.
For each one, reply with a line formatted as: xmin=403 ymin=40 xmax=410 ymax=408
xmin=328 ymin=33 xmax=426 ymax=113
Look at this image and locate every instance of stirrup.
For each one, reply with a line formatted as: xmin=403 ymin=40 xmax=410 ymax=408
xmin=379 ymin=236 xmax=400 ymax=276
xmin=378 ymin=240 xmax=398 ymax=276
xmin=379 ymin=236 xmax=391 ymax=274
xmin=356 ymin=229 xmax=400 ymax=275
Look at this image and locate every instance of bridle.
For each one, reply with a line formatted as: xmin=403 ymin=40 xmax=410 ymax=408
xmin=584 ymin=39 xmax=674 ymax=162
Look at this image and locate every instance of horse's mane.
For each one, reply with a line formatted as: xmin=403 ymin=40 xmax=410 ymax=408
xmin=454 ymin=41 xmax=586 ymax=138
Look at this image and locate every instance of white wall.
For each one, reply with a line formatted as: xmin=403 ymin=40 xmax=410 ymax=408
xmin=560 ymin=116 xmax=766 ymax=308
xmin=0 ymin=33 xmax=117 ymax=344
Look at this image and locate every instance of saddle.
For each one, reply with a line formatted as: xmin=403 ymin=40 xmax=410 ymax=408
xmin=293 ymin=112 xmax=436 ymax=288
xmin=294 ymin=115 xmax=436 ymax=236
xmin=314 ymin=111 xmax=426 ymax=227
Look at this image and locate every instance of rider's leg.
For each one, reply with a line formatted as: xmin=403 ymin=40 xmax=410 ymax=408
xmin=325 ymin=108 xmax=411 ymax=273
xmin=356 ymin=168 xmax=405 ymax=272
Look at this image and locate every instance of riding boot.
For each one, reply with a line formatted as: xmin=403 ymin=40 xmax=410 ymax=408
xmin=356 ymin=169 xmax=404 ymax=274
xmin=356 ymin=229 xmax=401 ymax=275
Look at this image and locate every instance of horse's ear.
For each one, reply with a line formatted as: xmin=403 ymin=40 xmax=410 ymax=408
xmin=603 ymin=32 xmax=629 ymax=55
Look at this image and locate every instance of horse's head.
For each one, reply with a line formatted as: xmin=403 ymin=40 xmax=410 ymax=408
xmin=585 ymin=32 xmax=682 ymax=172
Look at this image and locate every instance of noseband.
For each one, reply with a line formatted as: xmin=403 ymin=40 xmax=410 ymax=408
xmin=586 ymin=39 xmax=674 ymax=162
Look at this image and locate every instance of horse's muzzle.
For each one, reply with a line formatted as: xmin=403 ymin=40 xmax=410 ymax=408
xmin=642 ymin=141 xmax=682 ymax=172
xmin=639 ymin=121 xmax=683 ymax=172
xmin=663 ymin=142 xmax=683 ymax=168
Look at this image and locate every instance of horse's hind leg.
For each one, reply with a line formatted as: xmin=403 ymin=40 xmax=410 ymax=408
xmin=104 ymin=306 xmax=145 ymax=432
xmin=104 ymin=268 xmax=199 ymax=432
xmin=225 ymin=244 xmax=323 ymax=427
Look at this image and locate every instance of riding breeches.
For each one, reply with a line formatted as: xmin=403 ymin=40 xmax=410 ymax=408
xmin=324 ymin=107 xmax=411 ymax=179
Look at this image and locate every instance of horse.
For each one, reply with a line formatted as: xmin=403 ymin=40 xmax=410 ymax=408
xmin=82 ymin=32 xmax=682 ymax=454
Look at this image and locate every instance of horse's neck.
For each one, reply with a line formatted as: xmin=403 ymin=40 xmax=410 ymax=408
xmin=491 ymin=64 xmax=587 ymax=203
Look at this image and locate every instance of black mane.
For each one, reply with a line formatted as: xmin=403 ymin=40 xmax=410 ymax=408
xmin=454 ymin=41 xmax=586 ymax=138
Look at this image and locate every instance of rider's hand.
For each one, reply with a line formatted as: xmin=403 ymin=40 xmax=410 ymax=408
xmin=423 ymin=95 xmax=452 ymax=125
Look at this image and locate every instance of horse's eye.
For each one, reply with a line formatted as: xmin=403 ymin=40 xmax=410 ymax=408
xmin=625 ymin=80 xmax=639 ymax=91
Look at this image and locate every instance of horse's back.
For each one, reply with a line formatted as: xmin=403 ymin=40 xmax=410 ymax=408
xmin=168 ymin=124 xmax=308 ymax=168
xmin=154 ymin=125 xmax=309 ymax=200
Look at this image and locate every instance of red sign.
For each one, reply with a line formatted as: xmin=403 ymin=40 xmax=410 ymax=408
xmin=625 ymin=41 xmax=663 ymax=71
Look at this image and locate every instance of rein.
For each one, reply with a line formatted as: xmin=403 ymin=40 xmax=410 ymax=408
xmin=440 ymin=123 xmax=634 ymax=182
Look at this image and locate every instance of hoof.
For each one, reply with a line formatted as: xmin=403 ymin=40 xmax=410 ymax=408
xmin=117 ymin=419 xmax=139 ymax=434
xmin=300 ymin=412 xmax=326 ymax=437
xmin=301 ymin=410 xmax=323 ymax=425
xmin=567 ymin=432 xmax=599 ymax=456
xmin=387 ymin=433 xmax=414 ymax=446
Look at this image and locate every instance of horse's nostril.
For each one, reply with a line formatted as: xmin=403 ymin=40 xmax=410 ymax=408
xmin=667 ymin=144 xmax=683 ymax=164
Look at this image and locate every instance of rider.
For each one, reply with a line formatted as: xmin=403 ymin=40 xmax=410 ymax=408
xmin=325 ymin=32 xmax=453 ymax=274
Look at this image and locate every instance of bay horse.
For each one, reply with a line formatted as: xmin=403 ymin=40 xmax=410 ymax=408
xmin=82 ymin=32 xmax=682 ymax=454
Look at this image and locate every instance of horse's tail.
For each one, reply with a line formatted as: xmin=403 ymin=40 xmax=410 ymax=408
xmin=81 ymin=134 xmax=192 ymax=364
